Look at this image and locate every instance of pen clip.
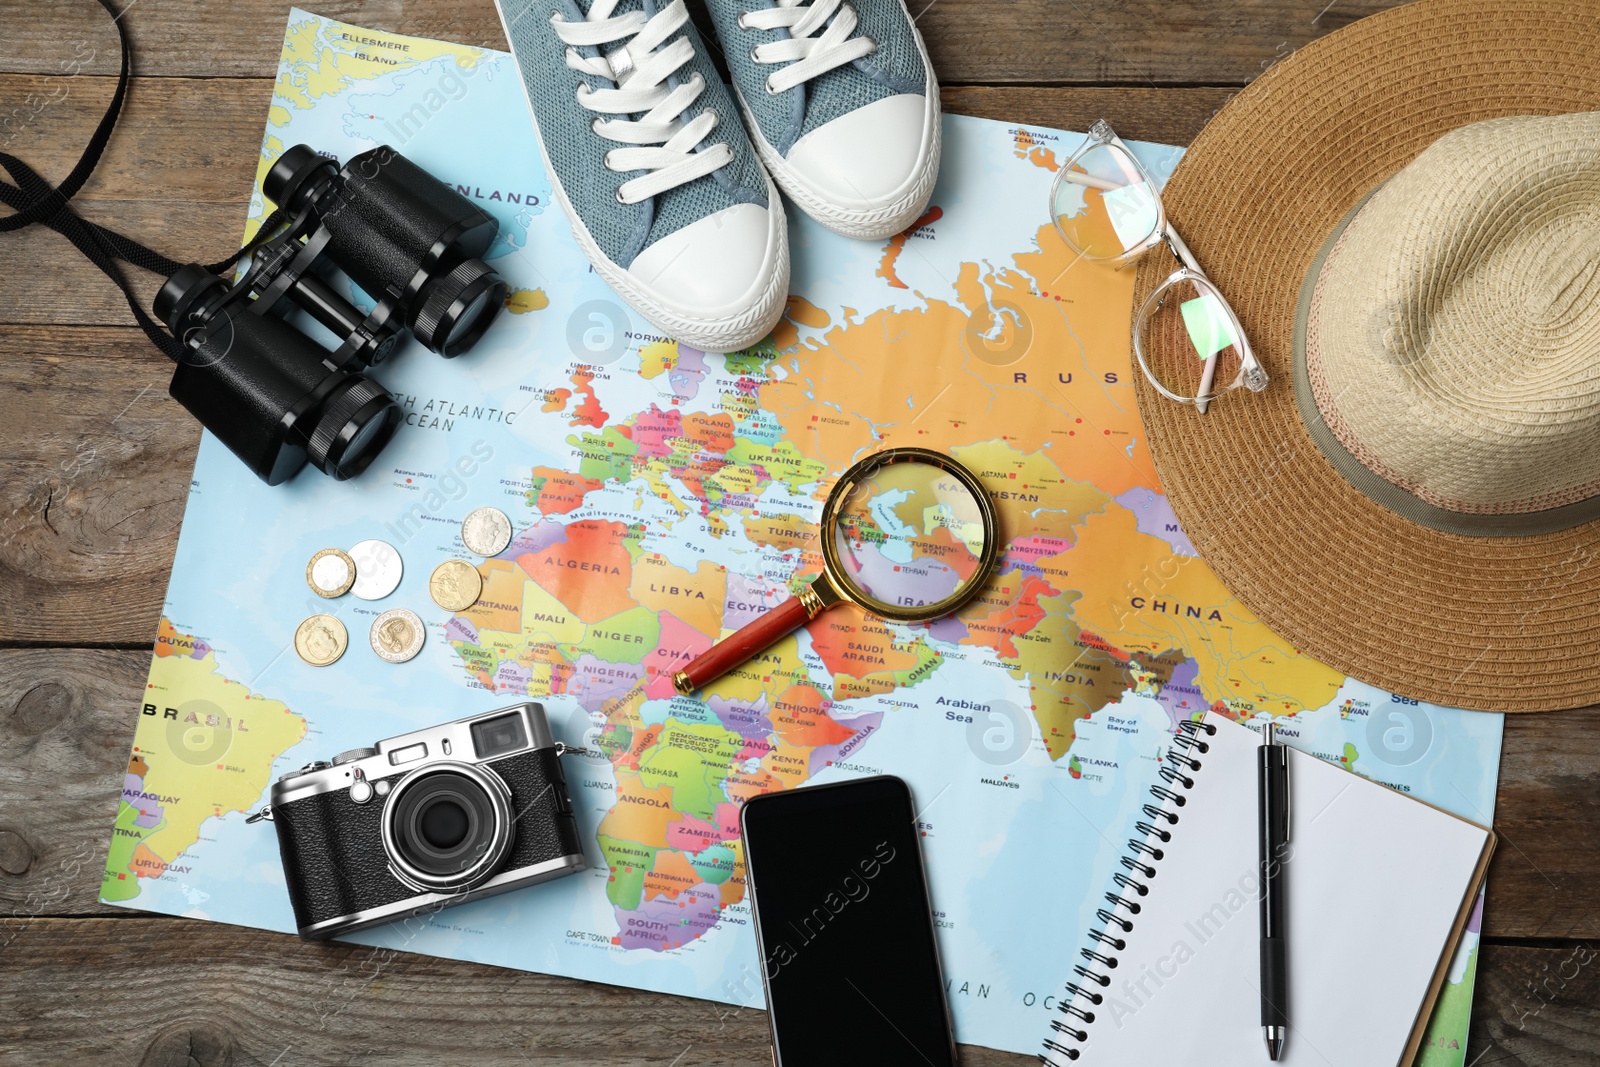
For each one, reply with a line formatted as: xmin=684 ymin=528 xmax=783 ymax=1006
xmin=1282 ymin=748 xmax=1292 ymax=844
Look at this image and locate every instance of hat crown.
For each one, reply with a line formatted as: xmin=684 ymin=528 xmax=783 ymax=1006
xmin=1523 ymin=226 xmax=1600 ymax=323
xmin=1307 ymin=111 xmax=1600 ymax=516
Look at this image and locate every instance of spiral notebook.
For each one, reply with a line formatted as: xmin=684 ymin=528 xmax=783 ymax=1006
xmin=1042 ymin=711 xmax=1495 ymax=1067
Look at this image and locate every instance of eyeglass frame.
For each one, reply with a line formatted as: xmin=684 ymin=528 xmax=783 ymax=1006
xmin=1049 ymin=119 xmax=1269 ymax=410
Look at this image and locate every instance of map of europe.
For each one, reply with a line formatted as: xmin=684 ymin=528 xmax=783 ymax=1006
xmin=102 ymin=12 xmax=1504 ymax=1061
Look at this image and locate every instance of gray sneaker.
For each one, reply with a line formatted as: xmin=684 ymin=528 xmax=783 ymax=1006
xmin=495 ymin=0 xmax=789 ymax=353
xmin=702 ymin=0 xmax=941 ymax=240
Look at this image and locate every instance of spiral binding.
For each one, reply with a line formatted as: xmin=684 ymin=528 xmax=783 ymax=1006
xmin=1039 ymin=717 xmax=1219 ymax=1065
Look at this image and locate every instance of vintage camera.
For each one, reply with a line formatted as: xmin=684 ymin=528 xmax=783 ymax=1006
xmin=153 ymin=143 xmax=507 ymax=486
xmin=264 ymin=703 xmax=585 ymax=940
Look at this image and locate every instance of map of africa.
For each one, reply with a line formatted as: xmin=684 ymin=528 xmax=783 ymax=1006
xmin=102 ymin=12 xmax=1504 ymax=1061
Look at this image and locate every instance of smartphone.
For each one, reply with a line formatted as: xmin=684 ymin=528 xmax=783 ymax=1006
xmin=740 ymin=775 xmax=958 ymax=1066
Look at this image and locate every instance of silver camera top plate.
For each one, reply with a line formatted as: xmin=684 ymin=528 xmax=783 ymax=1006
xmin=270 ymin=701 xmax=555 ymax=807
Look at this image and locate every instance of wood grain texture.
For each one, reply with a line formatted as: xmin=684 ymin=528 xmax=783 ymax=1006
xmin=0 ymin=650 xmax=139 ymax=918
xmin=0 ymin=0 xmax=1399 ymax=83
xmin=0 ymin=919 xmax=1595 ymax=1066
xmin=0 ymin=75 xmax=267 ymax=204
xmin=0 ymin=328 xmax=194 ymax=646
xmin=0 ymin=203 xmax=248 ymax=325
xmin=1488 ymin=710 xmax=1600 ymax=941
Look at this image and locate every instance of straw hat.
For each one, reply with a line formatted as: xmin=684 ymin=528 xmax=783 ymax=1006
xmin=1132 ymin=0 xmax=1600 ymax=712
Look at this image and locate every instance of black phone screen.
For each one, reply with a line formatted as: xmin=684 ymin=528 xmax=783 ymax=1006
xmin=741 ymin=775 xmax=956 ymax=1066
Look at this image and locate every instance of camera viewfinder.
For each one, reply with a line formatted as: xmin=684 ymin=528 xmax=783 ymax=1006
xmin=472 ymin=711 xmax=529 ymax=759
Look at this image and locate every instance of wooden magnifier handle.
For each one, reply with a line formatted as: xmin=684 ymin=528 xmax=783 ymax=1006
xmin=674 ymin=583 xmax=835 ymax=694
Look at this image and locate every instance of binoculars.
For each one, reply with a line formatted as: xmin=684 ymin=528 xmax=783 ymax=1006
xmin=155 ymin=144 xmax=508 ymax=485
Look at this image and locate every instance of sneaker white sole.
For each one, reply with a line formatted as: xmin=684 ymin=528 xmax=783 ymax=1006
xmin=496 ymin=5 xmax=790 ymax=354
xmin=734 ymin=11 xmax=942 ymax=242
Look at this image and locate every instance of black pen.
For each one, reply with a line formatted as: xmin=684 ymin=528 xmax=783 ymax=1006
xmin=1258 ymin=722 xmax=1290 ymax=1060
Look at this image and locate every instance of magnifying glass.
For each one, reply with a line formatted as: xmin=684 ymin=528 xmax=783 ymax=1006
xmin=674 ymin=447 xmax=1001 ymax=694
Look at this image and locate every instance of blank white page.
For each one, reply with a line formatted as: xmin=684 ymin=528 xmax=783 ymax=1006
xmin=1063 ymin=711 xmax=1491 ymax=1067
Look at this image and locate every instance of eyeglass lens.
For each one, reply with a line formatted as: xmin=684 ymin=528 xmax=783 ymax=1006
xmin=1138 ymin=276 xmax=1245 ymax=403
xmin=1051 ymin=142 xmax=1161 ymax=260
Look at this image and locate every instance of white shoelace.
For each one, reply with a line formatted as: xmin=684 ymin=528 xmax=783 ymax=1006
xmin=740 ymin=0 xmax=878 ymax=96
xmin=554 ymin=0 xmax=733 ymax=205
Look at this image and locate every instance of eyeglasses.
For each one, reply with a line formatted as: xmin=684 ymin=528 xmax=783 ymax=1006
xmin=1049 ymin=120 xmax=1268 ymax=412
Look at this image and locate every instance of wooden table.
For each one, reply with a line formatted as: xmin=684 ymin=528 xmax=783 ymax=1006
xmin=2 ymin=1 xmax=1597 ymax=1063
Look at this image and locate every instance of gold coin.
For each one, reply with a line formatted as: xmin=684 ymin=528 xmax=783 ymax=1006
xmin=429 ymin=559 xmax=483 ymax=611
xmin=294 ymin=614 xmax=348 ymax=667
xmin=370 ymin=608 xmax=425 ymax=663
xmin=306 ymin=547 xmax=356 ymax=598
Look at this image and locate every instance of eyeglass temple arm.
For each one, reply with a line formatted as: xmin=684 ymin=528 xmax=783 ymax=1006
xmin=1060 ymin=170 xmax=1121 ymax=193
xmin=1163 ymin=226 xmax=1205 ymax=276
xmin=1061 ymin=137 xmax=1146 ymax=194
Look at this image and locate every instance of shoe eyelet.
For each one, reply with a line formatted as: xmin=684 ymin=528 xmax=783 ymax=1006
xmin=864 ymin=34 xmax=878 ymax=52
xmin=614 ymin=188 xmax=629 ymax=205
xmin=591 ymin=118 xmax=604 ymax=134
xmin=736 ymin=13 xmax=750 ymax=29
xmin=603 ymin=151 xmax=617 ymax=171
xmin=764 ymin=76 xmax=778 ymax=95
xmin=749 ymin=44 xmax=762 ymax=63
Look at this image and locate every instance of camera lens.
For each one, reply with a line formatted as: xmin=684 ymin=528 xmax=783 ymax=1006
xmin=420 ymin=798 xmax=469 ymax=850
xmin=382 ymin=763 xmax=514 ymax=893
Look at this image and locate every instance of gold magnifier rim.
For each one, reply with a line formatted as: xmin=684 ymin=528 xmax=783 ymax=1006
xmin=817 ymin=446 xmax=1001 ymax=623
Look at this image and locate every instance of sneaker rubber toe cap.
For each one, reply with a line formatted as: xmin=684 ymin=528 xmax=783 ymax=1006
xmin=627 ymin=203 xmax=779 ymax=319
xmin=782 ymin=93 xmax=931 ymax=209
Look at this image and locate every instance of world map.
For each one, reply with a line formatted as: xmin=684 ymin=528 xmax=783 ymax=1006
xmin=102 ymin=12 xmax=1504 ymax=1060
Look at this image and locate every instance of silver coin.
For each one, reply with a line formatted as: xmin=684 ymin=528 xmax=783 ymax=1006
xmin=349 ymin=539 xmax=404 ymax=600
xmin=369 ymin=607 xmax=426 ymax=663
xmin=461 ymin=506 xmax=513 ymax=557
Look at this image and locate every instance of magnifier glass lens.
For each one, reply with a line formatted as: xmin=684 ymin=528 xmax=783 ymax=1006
xmin=831 ymin=460 xmax=991 ymax=614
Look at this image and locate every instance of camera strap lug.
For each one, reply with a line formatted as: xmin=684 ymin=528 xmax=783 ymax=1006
xmin=554 ymin=742 xmax=602 ymax=760
xmin=245 ymin=805 xmax=274 ymax=824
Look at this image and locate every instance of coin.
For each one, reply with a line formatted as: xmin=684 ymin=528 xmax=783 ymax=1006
xmin=429 ymin=559 xmax=483 ymax=611
xmin=349 ymin=538 xmax=403 ymax=600
xmin=370 ymin=607 xmax=425 ymax=663
xmin=461 ymin=506 xmax=512 ymax=557
xmin=294 ymin=614 xmax=348 ymax=667
xmin=306 ymin=547 xmax=356 ymax=598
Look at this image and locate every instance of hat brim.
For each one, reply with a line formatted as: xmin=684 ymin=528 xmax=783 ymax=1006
xmin=1132 ymin=0 xmax=1600 ymax=712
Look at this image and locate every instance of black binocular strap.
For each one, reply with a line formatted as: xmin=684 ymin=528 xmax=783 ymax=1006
xmin=0 ymin=0 xmax=287 ymax=362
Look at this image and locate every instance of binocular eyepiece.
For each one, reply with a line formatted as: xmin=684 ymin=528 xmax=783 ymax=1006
xmin=155 ymin=144 xmax=509 ymax=485
xmin=264 ymin=145 xmax=507 ymax=359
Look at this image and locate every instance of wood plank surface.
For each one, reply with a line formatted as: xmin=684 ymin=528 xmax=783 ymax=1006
xmin=0 ymin=0 xmax=1398 ymax=83
xmin=1 ymin=919 xmax=1596 ymax=1066
xmin=0 ymin=328 xmax=195 ymax=647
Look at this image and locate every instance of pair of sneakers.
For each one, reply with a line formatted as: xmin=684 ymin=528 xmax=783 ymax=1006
xmin=495 ymin=0 xmax=941 ymax=352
